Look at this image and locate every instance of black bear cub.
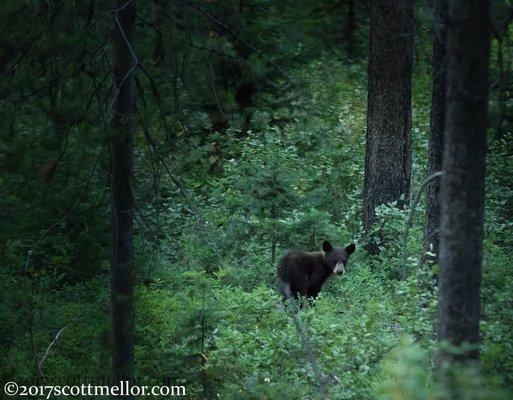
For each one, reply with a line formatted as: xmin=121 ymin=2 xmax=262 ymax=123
xmin=277 ymin=241 xmax=356 ymax=300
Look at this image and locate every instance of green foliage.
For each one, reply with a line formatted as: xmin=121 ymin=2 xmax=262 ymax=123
xmin=373 ymin=337 xmax=434 ymax=400
xmin=374 ymin=338 xmax=511 ymax=400
xmin=1 ymin=0 xmax=513 ymax=399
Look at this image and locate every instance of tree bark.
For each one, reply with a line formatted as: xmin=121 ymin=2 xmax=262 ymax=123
xmin=437 ymin=0 xmax=490 ymax=364
xmin=423 ymin=0 xmax=447 ymax=263
xmin=345 ymin=0 xmax=356 ymax=57
xmin=111 ymin=0 xmax=136 ymax=383
xmin=362 ymin=0 xmax=413 ymax=239
xmin=496 ymin=37 xmax=506 ymax=137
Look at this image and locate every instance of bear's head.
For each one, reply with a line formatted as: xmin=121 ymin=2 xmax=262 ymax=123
xmin=322 ymin=240 xmax=356 ymax=274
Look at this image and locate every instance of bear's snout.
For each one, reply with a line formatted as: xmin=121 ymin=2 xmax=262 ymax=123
xmin=333 ymin=262 xmax=345 ymax=274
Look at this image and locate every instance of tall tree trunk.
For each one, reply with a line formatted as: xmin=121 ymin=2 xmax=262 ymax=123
xmin=345 ymin=0 xmax=356 ymax=57
xmin=437 ymin=0 xmax=490 ymax=364
xmin=497 ymin=37 xmax=506 ymax=137
xmin=362 ymin=0 xmax=413 ymax=241
xmin=423 ymin=0 xmax=447 ymax=263
xmin=111 ymin=0 xmax=136 ymax=383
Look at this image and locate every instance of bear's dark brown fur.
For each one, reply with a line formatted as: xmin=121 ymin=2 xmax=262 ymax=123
xmin=277 ymin=241 xmax=355 ymax=300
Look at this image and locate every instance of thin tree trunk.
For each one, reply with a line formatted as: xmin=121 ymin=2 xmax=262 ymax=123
xmin=423 ymin=0 xmax=447 ymax=263
xmin=363 ymin=0 xmax=413 ymax=244
xmin=497 ymin=37 xmax=506 ymax=136
xmin=345 ymin=0 xmax=356 ymax=57
xmin=111 ymin=0 xmax=136 ymax=383
xmin=437 ymin=0 xmax=490 ymax=365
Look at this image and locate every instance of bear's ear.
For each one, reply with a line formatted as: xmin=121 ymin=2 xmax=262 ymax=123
xmin=345 ymin=243 xmax=356 ymax=255
xmin=322 ymin=240 xmax=333 ymax=253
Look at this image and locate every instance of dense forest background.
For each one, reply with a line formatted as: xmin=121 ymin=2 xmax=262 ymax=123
xmin=1 ymin=0 xmax=512 ymax=398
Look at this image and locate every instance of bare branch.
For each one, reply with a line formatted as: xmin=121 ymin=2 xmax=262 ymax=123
xmin=38 ymin=326 xmax=68 ymax=374
xmin=402 ymin=171 xmax=444 ymax=278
